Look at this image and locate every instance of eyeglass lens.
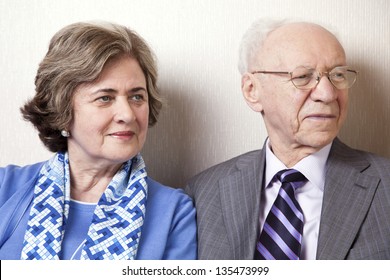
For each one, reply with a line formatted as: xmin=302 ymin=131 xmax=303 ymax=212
xmin=291 ymin=66 xmax=357 ymax=90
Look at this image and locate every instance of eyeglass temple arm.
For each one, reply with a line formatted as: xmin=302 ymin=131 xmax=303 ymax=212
xmin=251 ymin=71 xmax=290 ymax=74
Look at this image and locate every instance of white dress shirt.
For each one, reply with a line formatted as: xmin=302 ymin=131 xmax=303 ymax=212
xmin=260 ymin=139 xmax=331 ymax=259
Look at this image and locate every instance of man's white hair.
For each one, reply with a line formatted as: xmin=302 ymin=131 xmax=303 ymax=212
xmin=237 ymin=18 xmax=340 ymax=75
xmin=238 ymin=18 xmax=288 ymax=75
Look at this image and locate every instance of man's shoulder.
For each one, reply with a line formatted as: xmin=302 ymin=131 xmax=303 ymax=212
xmin=187 ymin=150 xmax=262 ymax=187
xmin=358 ymin=149 xmax=390 ymax=177
xmin=331 ymin=139 xmax=390 ymax=178
xmin=332 ymin=139 xmax=390 ymax=166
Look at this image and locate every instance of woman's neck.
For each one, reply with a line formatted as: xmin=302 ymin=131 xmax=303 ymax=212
xmin=68 ymin=158 xmax=123 ymax=203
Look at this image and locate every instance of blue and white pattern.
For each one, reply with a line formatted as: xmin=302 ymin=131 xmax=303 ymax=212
xmin=21 ymin=152 xmax=148 ymax=260
xmin=81 ymin=157 xmax=147 ymax=260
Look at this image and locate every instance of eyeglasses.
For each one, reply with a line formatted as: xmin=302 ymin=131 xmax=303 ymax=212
xmin=252 ymin=66 xmax=358 ymax=90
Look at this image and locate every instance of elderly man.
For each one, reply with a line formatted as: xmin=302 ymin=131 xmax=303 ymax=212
xmin=186 ymin=19 xmax=390 ymax=260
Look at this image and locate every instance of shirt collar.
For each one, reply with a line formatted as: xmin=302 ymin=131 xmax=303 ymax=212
xmin=265 ymin=139 xmax=331 ymax=191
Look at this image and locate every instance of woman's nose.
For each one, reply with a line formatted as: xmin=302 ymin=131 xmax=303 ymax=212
xmin=113 ymin=98 xmax=136 ymax=123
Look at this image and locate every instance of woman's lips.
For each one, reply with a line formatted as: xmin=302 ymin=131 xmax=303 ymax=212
xmin=109 ymin=131 xmax=135 ymax=139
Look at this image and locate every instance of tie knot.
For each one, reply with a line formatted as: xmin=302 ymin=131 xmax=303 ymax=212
xmin=276 ymin=169 xmax=307 ymax=185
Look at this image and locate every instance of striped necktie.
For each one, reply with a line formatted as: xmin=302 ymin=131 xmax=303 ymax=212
xmin=255 ymin=169 xmax=307 ymax=260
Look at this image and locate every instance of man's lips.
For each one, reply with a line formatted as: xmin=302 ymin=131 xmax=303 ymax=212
xmin=305 ymin=114 xmax=336 ymax=120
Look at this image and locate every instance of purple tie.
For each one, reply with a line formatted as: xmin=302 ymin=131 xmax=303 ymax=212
xmin=255 ymin=169 xmax=307 ymax=260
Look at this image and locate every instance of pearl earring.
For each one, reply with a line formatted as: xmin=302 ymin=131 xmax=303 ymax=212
xmin=61 ymin=130 xmax=70 ymax=137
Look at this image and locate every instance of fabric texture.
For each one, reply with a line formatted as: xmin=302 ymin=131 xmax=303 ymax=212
xmin=256 ymin=169 xmax=307 ymax=260
xmin=186 ymin=138 xmax=390 ymax=259
xmin=0 ymin=159 xmax=197 ymax=260
xmin=60 ymin=200 xmax=96 ymax=260
xmin=21 ymin=152 xmax=147 ymax=260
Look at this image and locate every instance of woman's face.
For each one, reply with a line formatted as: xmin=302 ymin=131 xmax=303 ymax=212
xmin=67 ymin=56 xmax=149 ymax=168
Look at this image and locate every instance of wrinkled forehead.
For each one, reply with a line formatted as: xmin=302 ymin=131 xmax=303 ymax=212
xmin=258 ymin=22 xmax=346 ymax=69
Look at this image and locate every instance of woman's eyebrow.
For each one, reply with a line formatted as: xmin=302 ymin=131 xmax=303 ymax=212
xmin=130 ymin=87 xmax=147 ymax=93
xmin=91 ymin=88 xmax=117 ymax=95
xmin=90 ymin=86 xmax=147 ymax=95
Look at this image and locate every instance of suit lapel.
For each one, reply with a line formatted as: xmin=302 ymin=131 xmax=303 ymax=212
xmin=218 ymin=148 xmax=266 ymax=259
xmin=316 ymin=139 xmax=380 ymax=259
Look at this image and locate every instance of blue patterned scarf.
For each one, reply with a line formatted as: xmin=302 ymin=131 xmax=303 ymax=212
xmin=21 ymin=152 xmax=148 ymax=260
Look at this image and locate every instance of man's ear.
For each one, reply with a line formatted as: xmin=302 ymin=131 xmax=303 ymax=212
xmin=241 ymin=73 xmax=263 ymax=112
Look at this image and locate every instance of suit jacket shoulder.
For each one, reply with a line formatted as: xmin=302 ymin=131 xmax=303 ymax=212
xmin=318 ymin=138 xmax=390 ymax=259
xmin=185 ymin=149 xmax=265 ymax=259
xmin=186 ymin=150 xmax=262 ymax=196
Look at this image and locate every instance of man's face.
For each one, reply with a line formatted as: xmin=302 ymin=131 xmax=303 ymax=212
xmin=251 ymin=23 xmax=349 ymax=153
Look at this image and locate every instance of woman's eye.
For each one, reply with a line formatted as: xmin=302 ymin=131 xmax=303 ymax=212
xmin=131 ymin=94 xmax=144 ymax=101
xmin=98 ymin=96 xmax=112 ymax=102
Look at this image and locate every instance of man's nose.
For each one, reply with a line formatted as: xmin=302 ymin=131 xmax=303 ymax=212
xmin=310 ymin=74 xmax=338 ymax=103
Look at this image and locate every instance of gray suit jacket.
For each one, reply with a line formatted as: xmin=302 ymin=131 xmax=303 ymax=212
xmin=185 ymin=138 xmax=390 ymax=259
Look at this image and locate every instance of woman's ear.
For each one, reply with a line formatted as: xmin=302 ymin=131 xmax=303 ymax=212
xmin=241 ymin=73 xmax=263 ymax=112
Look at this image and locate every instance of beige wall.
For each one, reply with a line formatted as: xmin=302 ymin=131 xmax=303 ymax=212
xmin=1 ymin=0 xmax=389 ymax=187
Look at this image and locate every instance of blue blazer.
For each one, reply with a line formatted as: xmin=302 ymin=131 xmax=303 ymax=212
xmin=0 ymin=161 xmax=197 ymax=260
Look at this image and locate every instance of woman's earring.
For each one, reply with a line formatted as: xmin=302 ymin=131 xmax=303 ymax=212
xmin=61 ymin=130 xmax=70 ymax=137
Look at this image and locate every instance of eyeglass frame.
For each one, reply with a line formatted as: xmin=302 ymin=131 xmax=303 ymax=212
xmin=251 ymin=66 xmax=358 ymax=90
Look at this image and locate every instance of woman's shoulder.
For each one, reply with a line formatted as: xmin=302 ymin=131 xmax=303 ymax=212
xmin=0 ymin=161 xmax=45 ymax=199
xmin=146 ymin=177 xmax=189 ymax=200
xmin=0 ymin=161 xmax=44 ymax=182
xmin=145 ymin=177 xmax=193 ymax=212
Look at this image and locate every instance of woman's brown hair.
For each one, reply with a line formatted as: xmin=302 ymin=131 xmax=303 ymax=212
xmin=21 ymin=22 xmax=162 ymax=152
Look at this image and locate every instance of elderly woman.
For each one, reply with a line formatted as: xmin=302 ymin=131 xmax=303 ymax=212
xmin=0 ymin=22 xmax=196 ymax=260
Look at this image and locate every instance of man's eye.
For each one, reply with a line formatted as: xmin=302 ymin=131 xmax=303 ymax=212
xmin=293 ymin=73 xmax=312 ymax=80
xmin=331 ymin=72 xmax=346 ymax=81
